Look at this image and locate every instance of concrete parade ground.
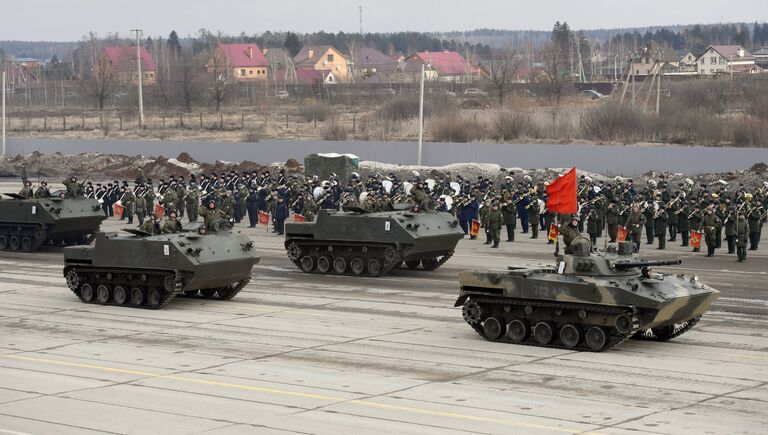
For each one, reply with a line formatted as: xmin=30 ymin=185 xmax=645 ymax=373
xmin=0 ymin=183 xmax=767 ymax=434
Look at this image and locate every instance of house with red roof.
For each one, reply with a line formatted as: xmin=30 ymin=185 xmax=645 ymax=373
xmin=293 ymin=45 xmax=351 ymax=81
xmin=207 ymin=43 xmax=269 ymax=81
xmin=100 ymin=46 xmax=157 ymax=84
xmin=404 ymin=51 xmax=480 ymax=82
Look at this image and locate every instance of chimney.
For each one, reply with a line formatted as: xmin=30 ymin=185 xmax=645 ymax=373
xmin=308 ymin=49 xmax=314 ymax=59
xmin=247 ymin=47 xmax=253 ymax=59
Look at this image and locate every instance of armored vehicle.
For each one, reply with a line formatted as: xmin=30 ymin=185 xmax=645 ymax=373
xmin=63 ymin=227 xmax=260 ymax=309
xmin=0 ymin=193 xmax=105 ymax=251
xmin=284 ymin=207 xmax=464 ymax=276
xmin=456 ymin=238 xmax=720 ymax=352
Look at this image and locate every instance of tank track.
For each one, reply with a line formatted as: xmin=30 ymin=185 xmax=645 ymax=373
xmin=462 ymin=296 xmax=640 ymax=352
xmin=285 ymin=240 xmax=404 ymax=277
xmin=403 ymin=251 xmax=454 ymax=271
xmin=632 ymin=316 xmax=701 ymax=341
xmin=0 ymin=224 xmax=48 ymax=252
xmin=64 ymin=267 xmax=181 ymax=310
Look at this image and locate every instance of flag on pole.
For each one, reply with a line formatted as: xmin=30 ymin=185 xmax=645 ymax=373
xmin=548 ymin=223 xmax=559 ymax=242
xmin=258 ymin=210 xmax=270 ymax=225
xmin=113 ymin=203 xmax=125 ymax=219
xmin=469 ymin=219 xmax=481 ymax=237
xmin=154 ymin=204 xmax=165 ymax=219
xmin=690 ymin=230 xmax=702 ymax=249
xmin=545 ymin=167 xmax=578 ymax=214
xmin=617 ymin=225 xmax=628 ymax=242
xmin=292 ymin=214 xmax=306 ymax=223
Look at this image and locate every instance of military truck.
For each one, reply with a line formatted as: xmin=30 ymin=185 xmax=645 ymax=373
xmin=0 ymin=193 xmax=105 ymax=251
xmin=63 ymin=226 xmax=260 ymax=309
xmin=456 ymin=238 xmax=720 ymax=352
xmin=284 ymin=207 xmax=464 ymax=276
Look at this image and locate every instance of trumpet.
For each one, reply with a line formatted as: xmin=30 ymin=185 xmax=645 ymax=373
xmin=512 ymin=193 xmax=530 ymax=206
xmin=687 ymin=209 xmax=698 ymax=220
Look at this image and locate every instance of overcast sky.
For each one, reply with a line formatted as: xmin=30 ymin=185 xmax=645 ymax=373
xmin=4 ymin=0 xmax=767 ymax=41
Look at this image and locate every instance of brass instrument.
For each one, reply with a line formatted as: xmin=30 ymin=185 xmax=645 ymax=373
xmin=511 ymin=192 xmax=530 ymax=206
xmin=687 ymin=209 xmax=698 ymax=220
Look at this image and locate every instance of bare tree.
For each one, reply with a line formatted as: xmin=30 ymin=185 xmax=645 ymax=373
xmin=486 ymin=50 xmax=520 ymax=106
xmin=175 ymin=49 xmax=206 ymax=112
xmin=74 ymin=33 xmax=118 ymax=110
xmin=207 ymin=39 xmax=229 ymax=112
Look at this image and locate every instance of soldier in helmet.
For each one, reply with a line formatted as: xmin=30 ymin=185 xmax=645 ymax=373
xmin=559 ymin=215 xmax=582 ymax=254
xmin=140 ymin=214 xmax=161 ymax=235
xmin=162 ymin=211 xmax=184 ymax=234
xmin=34 ymin=181 xmax=51 ymax=198
xmin=18 ymin=180 xmax=34 ymax=199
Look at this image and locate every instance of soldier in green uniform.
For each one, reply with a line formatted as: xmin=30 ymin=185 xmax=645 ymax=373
xmin=677 ymin=202 xmax=691 ymax=247
xmin=175 ymin=182 xmax=186 ymax=218
xmin=122 ymin=187 xmax=136 ymax=225
xmin=18 ymin=181 xmax=34 ymax=198
xmin=605 ymin=199 xmax=620 ymax=242
xmin=528 ymin=195 xmax=541 ymax=239
xmin=502 ymin=198 xmax=516 ymax=242
xmin=736 ymin=211 xmax=749 ymax=262
xmin=162 ymin=211 xmax=184 ymax=233
xmin=140 ymin=214 xmax=161 ymax=235
xmin=748 ymin=205 xmax=763 ymax=250
xmin=654 ymin=202 xmax=668 ymax=250
xmin=701 ymin=208 xmax=721 ymax=257
xmin=144 ymin=184 xmax=155 ymax=216
xmin=221 ymin=191 xmax=236 ymax=219
xmin=185 ymin=186 xmax=200 ymax=223
xmin=63 ymin=176 xmax=83 ymax=198
xmin=410 ymin=182 xmax=429 ymax=209
xmin=559 ymin=216 xmax=582 ymax=254
xmin=34 ymin=181 xmax=51 ymax=198
xmin=624 ymin=204 xmax=646 ymax=252
xmin=480 ymin=198 xmax=492 ymax=245
xmin=487 ymin=201 xmax=503 ymax=248
xmin=302 ymin=194 xmax=317 ymax=221
xmin=135 ymin=192 xmax=147 ymax=225
xmin=199 ymin=200 xmax=227 ymax=232
xmin=163 ymin=188 xmax=178 ymax=214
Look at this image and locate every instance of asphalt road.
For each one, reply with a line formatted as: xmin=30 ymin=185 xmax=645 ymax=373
xmin=0 ymin=206 xmax=767 ymax=434
xmin=8 ymin=137 xmax=768 ymax=175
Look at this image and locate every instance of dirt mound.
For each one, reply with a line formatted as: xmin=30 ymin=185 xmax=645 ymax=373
xmin=749 ymin=162 xmax=767 ymax=173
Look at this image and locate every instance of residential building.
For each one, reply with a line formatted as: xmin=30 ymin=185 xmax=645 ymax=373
xmin=208 ymin=43 xmax=269 ymax=81
xmin=352 ymin=47 xmax=398 ymax=78
xmin=629 ymin=45 xmax=679 ymax=76
xmin=0 ymin=57 xmax=40 ymax=90
xmin=404 ymin=51 xmax=480 ymax=82
xmin=754 ymin=48 xmax=768 ymax=68
xmin=696 ymin=45 xmax=757 ymax=75
xmin=101 ymin=46 xmax=157 ymax=84
xmin=293 ymin=45 xmax=351 ymax=81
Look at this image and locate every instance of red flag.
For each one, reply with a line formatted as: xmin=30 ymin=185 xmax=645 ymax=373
xmin=293 ymin=214 xmax=306 ymax=223
xmin=617 ymin=225 xmax=628 ymax=242
xmin=113 ymin=203 xmax=125 ymax=219
xmin=546 ymin=167 xmax=578 ymax=214
xmin=258 ymin=210 xmax=270 ymax=225
xmin=154 ymin=204 xmax=165 ymax=219
xmin=548 ymin=224 xmax=559 ymax=242
xmin=470 ymin=219 xmax=481 ymax=237
xmin=690 ymin=230 xmax=702 ymax=249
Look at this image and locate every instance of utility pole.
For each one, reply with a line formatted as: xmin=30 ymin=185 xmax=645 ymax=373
xmin=417 ymin=63 xmax=425 ymax=166
xmin=2 ymin=71 xmax=5 ymax=156
xmin=359 ymin=5 xmax=363 ymax=35
xmin=131 ymin=29 xmax=144 ymax=127
xmin=656 ymin=56 xmax=662 ymax=115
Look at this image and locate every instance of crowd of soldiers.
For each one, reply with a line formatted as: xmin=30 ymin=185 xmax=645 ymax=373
xmin=17 ymin=165 xmax=767 ymax=262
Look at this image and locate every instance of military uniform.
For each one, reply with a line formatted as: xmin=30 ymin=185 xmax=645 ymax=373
xmin=135 ymin=194 xmax=147 ymax=225
xmin=643 ymin=204 xmax=655 ymax=245
xmin=736 ymin=216 xmax=749 ymax=261
xmin=122 ymin=191 xmax=136 ymax=224
xmin=701 ymin=212 xmax=721 ymax=257
xmin=654 ymin=206 xmax=668 ymax=250
xmin=185 ymin=189 xmax=200 ymax=223
xmin=18 ymin=184 xmax=33 ymax=199
xmin=140 ymin=219 xmax=160 ymax=235
xmin=605 ymin=202 xmax=620 ymax=242
xmin=559 ymin=223 xmax=581 ymax=254
xmin=624 ymin=210 xmax=646 ymax=252
xmin=528 ymin=198 xmax=541 ymax=239
xmin=502 ymin=200 xmax=516 ymax=241
xmin=748 ymin=207 xmax=763 ymax=250
xmin=162 ymin=218 xmax=184 ymax=234
xmin=163 ymin=189 xmax=178 ymax=214
xmin=724 ymin=210 xmax=737 ymax=254
xmin=487 ymin=206 xmax=503 ymax=248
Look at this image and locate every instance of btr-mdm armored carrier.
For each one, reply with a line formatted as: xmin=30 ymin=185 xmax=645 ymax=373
xmin=0 ymin=193 xmax=105 ymax=251
xmin=284 ymin=207 xmax=465 ymax=276
xmin=63 ymin=226 xmax=260 ymax=309
xmin=456 ymin=238 xmax=719 ymax=352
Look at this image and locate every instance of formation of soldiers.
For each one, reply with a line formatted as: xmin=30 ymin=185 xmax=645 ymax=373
xmin=17 ymin=166 xmax=767 ymax=261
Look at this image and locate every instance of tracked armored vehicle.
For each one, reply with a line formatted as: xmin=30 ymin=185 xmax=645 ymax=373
xmin=457 ymin=238 xmax=719 ymax=352
xmin=63 ymin=227 xmax=260 ymax=309
xmin=0 ymin=193 xmax=105 ymax=251
xmin=284 ymin=207 xmax=464 ymax=276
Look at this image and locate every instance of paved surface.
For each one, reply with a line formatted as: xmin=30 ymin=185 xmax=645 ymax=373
xmin=8 ymin=137 xmax=768 ymax=175
xmin=1 ymin=192 xmax=767 ymax=433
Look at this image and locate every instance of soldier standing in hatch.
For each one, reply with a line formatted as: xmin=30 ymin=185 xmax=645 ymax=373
xmin=34 ymin=181 xmax=51 ymax=198
xmin=559 ymin=216 xmax=582 ymax=254
xmin=487 ymin=201 xmax=503 ymax=248
xmin=140 ymin=214 xmax=161 ymax=235
xmin=63 ymin=176 xmax=83 ymax=198
xmin=18 ymin=181 xmax=34 ymax=198
xmin=736 ymin=211 xmax=749 ymax=262
xmin=162 ymin=211 xmax=184 ymax=233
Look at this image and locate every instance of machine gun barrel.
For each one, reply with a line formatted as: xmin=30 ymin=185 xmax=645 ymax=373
xmin=613 ymin=259 xmax=683 ymax=269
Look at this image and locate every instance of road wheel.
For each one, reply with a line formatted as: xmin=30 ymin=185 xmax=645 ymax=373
xmin=113 ymin=286 xmax=128 ymax=305
xmin=286 ymin=242 xmax=302 ymax=261
xmin=0 ymin=235 xmax=7 ymax=250
xmin=559 ymin=324 xmax=581 ymax=348
xmin=332 ymin=257 xmax=347 ymax=274
xmin=147 ymin=288 xmax=162 ymax=308
xmin=65 ymin=269 xmax=79 ymax=290
xmin=483 ymin=317 xmax=505 ymax=341
xmin=130 ymin=287 xmax=145 ymax=306
xmin=461 ymin=299 xmax=484 ymax=325
xmin=533 ymin=321 xmax=555 ymax=345
xmin=80 ymin=283 xmax=95 ymax=303
xmin=383 ymin=247 xmax=397 ymax=263
xmin=585 ymin=326 xmax=608 ymax=350
xmin=96 ymin=284 xmax=111 ymax=304
xmin=404 ymin=260 xmax=420 ymax=269
xmin=615 ymin=314 xmax=633 ymax=334
xmin=507 ymin=319 xmax=530 ymax=342
xmin=367 ymin=258 xmax=382 ymax=277
xmin=300 ymin=255 xmax=315 ymax=272
xmin=20 ymin=237 xmax=33 ymax=252
xmin=9 ymin=236 xmax=20 ymax=251
xmin=316 ymin=256 xmax=331 ymax=273
xmin=350 ymin=258 xmax=365 ymax=276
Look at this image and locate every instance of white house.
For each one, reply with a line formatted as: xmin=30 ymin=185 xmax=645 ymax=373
xmin=696 ymin=45 xmax=758 ymax=75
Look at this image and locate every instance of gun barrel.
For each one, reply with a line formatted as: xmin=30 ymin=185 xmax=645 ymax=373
xmin=613 ymin=259 xmax=683 ymax=269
